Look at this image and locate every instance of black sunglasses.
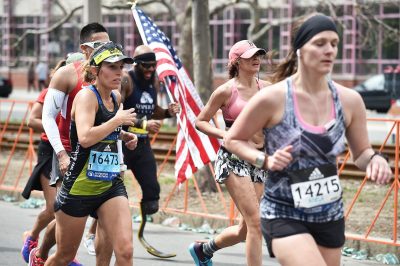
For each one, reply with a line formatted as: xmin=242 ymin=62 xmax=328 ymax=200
xmin=137 ymin=61 xmax=157 ymax=69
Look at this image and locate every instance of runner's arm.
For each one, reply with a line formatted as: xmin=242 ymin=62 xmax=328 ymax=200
xmin=27 ymin=101 xmax=44 ymax=132
xmin=151 ymin=103 xmax=179 ymax=120
xmin=28 ymin=89 xmax=48 ymax=132
xmin=74 ymin=90 xmax=135 ymax=148
xmin=195 ymin=85 xmax=230 ymax=139
xmin=340 ymin=85 xmax=392 ymax=184
xmin=120 ymin=71 xmax=132 ymax=103
xmin=42 ymin=88 xmax=65 ymax=154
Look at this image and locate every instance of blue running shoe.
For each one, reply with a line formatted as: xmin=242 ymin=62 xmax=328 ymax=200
xmin=28 ymin=247 xmax=46 ymax=266
xmin=188 ymin=242 xmax=213 ymax=266
xmin=22 ymin=231 xmax=38 ymax=263
xmin=68 ymin=258 xmax=83 ymax=266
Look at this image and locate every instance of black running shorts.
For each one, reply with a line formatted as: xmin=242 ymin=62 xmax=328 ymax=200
xmin=261 ymin=217 xmax=345 ymax=257
xmin=54 ymin=179 xmax=128 ymax=218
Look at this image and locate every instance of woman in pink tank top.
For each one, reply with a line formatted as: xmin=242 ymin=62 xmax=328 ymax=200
xmin=188 ymin=40 xmax=271 ymax=266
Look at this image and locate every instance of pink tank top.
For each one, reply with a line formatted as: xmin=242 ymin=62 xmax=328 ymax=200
xmin=221 ymin=80 xmax=260 ymax=126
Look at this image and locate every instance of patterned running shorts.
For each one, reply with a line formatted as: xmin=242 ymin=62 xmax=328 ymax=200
xmin=214 ymin=146 xmax=267 ymax=184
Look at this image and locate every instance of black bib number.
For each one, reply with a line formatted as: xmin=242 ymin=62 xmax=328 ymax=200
xmin=288 ymin=164 xmax=342 ymax=208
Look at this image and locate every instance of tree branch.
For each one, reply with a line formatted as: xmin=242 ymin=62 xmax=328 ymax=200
xmin=250 ymin=16 xmax=300 ymax=42
xmin=321 ymin=0 xmax=346 ymax=30
xmin=159 ymin=0 xmax=177 ymax=19
xmin=10 ymin=5 xmax=83 ymax=50
xmin=12 ymin=0 xmax=178 ymax=51
xmin=103 ymin=0 xmax=176 ymax=18
xmin=354 ymin=1 xmax=399 ymax=47
xmin=355 ymin=4 xmax=375 ymax=48
xmin=371 ymin=15 xmax=400 ymax=39
xmin=250 ymin=23 xmax=271 ymax=41
xmin=54 ymin=0 xmax=68 ymax=16
xmin=242 ymin=1 xmax=260 ymax=40
xmin=209 ymin=0 xmax=239 ymax=17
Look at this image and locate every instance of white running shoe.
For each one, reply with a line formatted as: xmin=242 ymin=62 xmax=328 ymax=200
xmin=83 ymin=234 xmax=96 ymax=256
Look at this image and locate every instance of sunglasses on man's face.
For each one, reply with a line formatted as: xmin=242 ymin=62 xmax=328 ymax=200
xmin=138 ymin=61 xmax=157 ymax=69
xmin=82 ymin=41 xmax=107 ymax=49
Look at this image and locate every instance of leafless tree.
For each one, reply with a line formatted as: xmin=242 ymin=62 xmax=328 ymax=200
xmin=320 ymin=0 xmax=399 ymax=52
xmin=9 ymin=0 xmax=399 ymax=77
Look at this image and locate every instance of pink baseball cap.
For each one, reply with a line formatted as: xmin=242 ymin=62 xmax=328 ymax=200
xmin=228 ymin=40 xmax=266 ymax=63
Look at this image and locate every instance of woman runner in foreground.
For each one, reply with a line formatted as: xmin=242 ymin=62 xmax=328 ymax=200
xmin=224 ymin=14 xmax=392 ymax=266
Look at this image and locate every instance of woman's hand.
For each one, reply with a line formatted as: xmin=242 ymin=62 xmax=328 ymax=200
xmin=366 ymin=155 xmax=392 ymax=185
xmin=115 ymin=104 xmax=136 ymax=126
xmin=121 ymin=131 xmax=138 ymax=150
xmin=267 ymin=145 xmax=293 ymax=171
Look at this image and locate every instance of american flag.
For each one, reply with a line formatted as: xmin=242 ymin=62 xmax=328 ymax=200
xmin=132 ymin=7 xmax=220 ymax=184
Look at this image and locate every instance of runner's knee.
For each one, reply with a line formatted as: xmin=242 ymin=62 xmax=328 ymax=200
xmin=114 ymin=239 xmax=133 ymax=262
xmin=237 ymin=222 xmax=248 ymax=239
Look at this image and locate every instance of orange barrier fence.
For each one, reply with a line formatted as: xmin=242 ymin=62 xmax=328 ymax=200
xmin=0 ymin=99 xmax=237 ymax=226
xmin=0 ymin=99 xmax=35 ymax=193
xmin=341 ymin=117 xmax=400 ymax=246
xmin=128 ymin=117 xmax=237 ymax=226
xmin=0 ymin=98 xmax=399 ymax=245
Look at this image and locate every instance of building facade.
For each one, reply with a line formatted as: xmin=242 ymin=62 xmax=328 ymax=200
xmin=0 ymin=0 xmax=399 ymax=86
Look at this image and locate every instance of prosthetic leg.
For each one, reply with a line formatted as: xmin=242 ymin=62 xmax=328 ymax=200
xmin=138 ymin=201 xmax=176 ymax=258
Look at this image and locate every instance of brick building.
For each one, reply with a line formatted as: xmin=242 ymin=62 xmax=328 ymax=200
xmin=0 ymin=0 xmax=399 ymax=88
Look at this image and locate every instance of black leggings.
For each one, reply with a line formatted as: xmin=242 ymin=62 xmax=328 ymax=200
xmin=123 ymin=138 xmax=160 ymax=203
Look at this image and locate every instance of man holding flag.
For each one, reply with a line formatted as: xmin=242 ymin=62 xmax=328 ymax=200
xmin=120 ymin=44 xmax=180 ymax=258
xmin=126 ymin=5 xmax=220 ymax=258
xmin=131 ymin=7 xmax=220 ymax=184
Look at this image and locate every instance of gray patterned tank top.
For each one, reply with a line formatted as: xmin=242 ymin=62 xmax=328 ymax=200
xmin=260 ymin=77 xmax=346 ymax=222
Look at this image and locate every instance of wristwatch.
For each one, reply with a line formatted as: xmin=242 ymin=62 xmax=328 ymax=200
xmin=253 ymin=152 xmax=266 ymax=169
xmin=370 ymin=151 xmax=389 ymax=162
xmin=120 ymin=164 xmax=128 ymax=172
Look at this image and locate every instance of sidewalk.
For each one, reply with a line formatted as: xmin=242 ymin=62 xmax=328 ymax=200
xmin=8 ymin=87 xmax=40 ymax=101
xmin=0 ymin=200 xmax=384 ymax=266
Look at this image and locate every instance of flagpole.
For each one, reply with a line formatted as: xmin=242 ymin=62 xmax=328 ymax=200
xmin=164 ymin=81 xmax=176 ymax=111
xmin=129 ymin=0 xmax=137 ymax=9
xmin=131 ymin=7 xmax=148 ymax=46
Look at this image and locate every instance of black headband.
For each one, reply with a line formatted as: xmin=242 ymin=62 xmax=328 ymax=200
xmin=293 ymin=15 xmax=338 ymax=51
xmin=133 ymin=52 xmax=156 ymax=62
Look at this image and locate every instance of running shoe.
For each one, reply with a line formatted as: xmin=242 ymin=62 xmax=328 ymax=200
xmin=83 ymin=233 xmax=96 ymax=256
xmin=188 ymin=242 xmax=213 ymax=266
xmin=28 ymin=247 xmax=45 ymax=266
xmin=22 ymin=231 xmax=38 ymax=263
xmin=68 ymin=258 xmax=83 ymax=266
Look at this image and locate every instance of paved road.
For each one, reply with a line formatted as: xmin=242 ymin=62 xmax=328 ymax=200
xmin=7 ymin=88 xmax=41 ymax=101
xmin=0 ymin=200 xmax=384 ymax=266
xmin=1 ymin=200 xmax=276 ymax=266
